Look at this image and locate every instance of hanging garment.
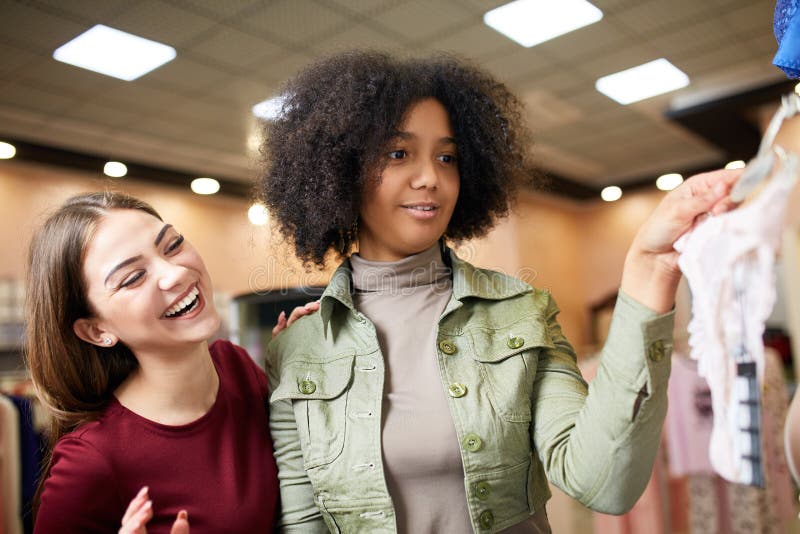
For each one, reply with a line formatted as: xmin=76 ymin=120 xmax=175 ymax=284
xmin=0 ymin=395 xmax=22 ymax=534
xmin=665 ymin=355 xmax=715 ymax=477
xmin=774 ymin=0 xmax=800 ymax=78
xmin=674 ymin=151 xmax=799 ymax=486
xmin=9 ymin=396 xmax=43 ymax=534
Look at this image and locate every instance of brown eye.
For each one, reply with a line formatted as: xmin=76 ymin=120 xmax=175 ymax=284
xmin=388 ymin=150 xmax=406 ymax=160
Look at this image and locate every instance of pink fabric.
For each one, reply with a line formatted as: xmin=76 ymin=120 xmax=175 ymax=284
xmin=665 ymin=356 xmax=714 ymax=476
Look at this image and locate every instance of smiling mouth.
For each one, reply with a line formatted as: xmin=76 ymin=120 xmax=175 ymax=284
xmin=163 ymin=286 xmax=200 ymax=318
xmin=404 ymin=205 xmax=437 ymax=211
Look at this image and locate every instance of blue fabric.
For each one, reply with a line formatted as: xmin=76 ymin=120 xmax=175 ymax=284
xmin=9 ymin=396 xmax=44 ymax=534
xmin=774 ymin=0 xmax=800 ymax=78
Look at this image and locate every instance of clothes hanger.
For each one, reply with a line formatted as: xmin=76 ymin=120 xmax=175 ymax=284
xmin=730 ymin=92 xmax=800 ymax=203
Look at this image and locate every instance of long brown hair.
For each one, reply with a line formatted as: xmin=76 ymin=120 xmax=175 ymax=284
xmin=24 ymin=191 xmax=163 ymax=509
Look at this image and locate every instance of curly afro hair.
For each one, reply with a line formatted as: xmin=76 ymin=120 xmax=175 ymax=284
xmin=259 ymin=50 xmax=532 ymax=267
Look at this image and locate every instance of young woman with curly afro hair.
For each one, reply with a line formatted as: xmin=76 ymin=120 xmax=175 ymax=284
xmin=260 ymin=50 xmax=742 ymax=533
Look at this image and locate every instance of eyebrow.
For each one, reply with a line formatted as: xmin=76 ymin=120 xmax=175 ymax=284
xmin=392 ymin=131 xmax=457 ymax=146
xmin=103 ymin=224 xmax=173 ymax=286
xmin=104 ymin=256 xmax=143 ymax=286
xmin=154 ymin=224 xmax=172 ymax=246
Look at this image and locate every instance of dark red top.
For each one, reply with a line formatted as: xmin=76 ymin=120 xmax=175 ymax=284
xmin=35 ymin=341 xmax=279 ymax=534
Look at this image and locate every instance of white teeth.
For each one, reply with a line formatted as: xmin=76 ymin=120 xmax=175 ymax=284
xmin=165 ymin=286 xmax=200 ymax=317
xmin=407 ymin=206 xmax=435 ymax=211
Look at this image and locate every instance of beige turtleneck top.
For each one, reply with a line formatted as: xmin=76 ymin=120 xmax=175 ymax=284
xmin=350 ymin=244 xmax=549 ymax=534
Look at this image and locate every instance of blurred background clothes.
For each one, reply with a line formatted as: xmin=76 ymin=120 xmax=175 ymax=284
xmin=774 ymin=0 xmax=800 ymax=77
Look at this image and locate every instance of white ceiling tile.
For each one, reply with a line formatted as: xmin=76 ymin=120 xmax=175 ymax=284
xmin=254 ymin=51 xmax=317 ymax=85
xmin=534 ymin=19 xmax=628 ymax=63
xmin=94 ymin=82 xmax=188 ymax=115
xmin=106 ymin=0 xmax=219 ymax=47
xmin=141 ymin=56 xmax=230 ymax=91
xmin=311 ymin=23 xmax=407 ymax=55
xmin=200 ymin=76 xmax=273 ymax=107
xmin=0 ymin=42 xmax=47 ymax=78
xmin=721 ymin=0 xmax=779 ymax=35
xmin=18 ymin=58 xmax=126 ymax=98
xmin=613 ymin=0 xmax=716 ymax=37
xmin=646 ymin=18 xmax=738 ymax=59
xmin=0 ymin=81 xmax=80 ymax=114
xmin=27 ymin=0 xmax=135 ymax=22
xmin=239 ymin=0 xmax=350 ymax=46
xmin=428 ymin=21 xmax=518 ymax=61
xmin=371 ymin=0 xmax=475 ymax=44
xmin=185 ymin=27 xmax=286 ymax=71
xmin=159 ymin=0 xmax=262 ymax=19
xmin=481 ymin=48 xmax=555 ymax=85
xmin=325 ymin=0 xmax=406 ymax=16
xmin=0 ymin=2 xmax=92 ymax=54
xmin=54 ymin=100 xmax=144 ymax=128
xmin=575 ymin=44 xmax=661 ymax=80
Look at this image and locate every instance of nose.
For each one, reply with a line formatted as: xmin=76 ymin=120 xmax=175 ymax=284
xmin=409 ymin=158 xmax=439 ymax=190
xmin=156 ymin=257 xmax=188 ymax=292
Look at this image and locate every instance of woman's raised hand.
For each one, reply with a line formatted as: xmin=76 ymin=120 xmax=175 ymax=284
xmin=119 ymin=487 xmax=190 ymax=534
xmin=620 ymin=168 xmax=742 ymax=313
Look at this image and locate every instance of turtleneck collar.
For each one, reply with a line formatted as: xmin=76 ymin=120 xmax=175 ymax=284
xmin=350 ymin=243 xmax=451 ymax=293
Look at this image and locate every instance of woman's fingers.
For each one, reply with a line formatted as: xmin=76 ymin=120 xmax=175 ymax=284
xmin=287 ymin=301 xmax=321 ymax=327
xmin=118 ymin=499 xmax=152 ymax=534
xmin=271 ymin=311 xmax=287 ymax=337
xmin=170 ymin=510 xmax=190 ymax=534
xmin=121 ymin=487 xmax=149 ymax=525
xmin=272 ymin=301 xmax=322 ymax=337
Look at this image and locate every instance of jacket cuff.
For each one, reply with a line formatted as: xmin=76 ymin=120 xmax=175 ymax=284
xmin=601 ymin=290 xmax=675 ymax=389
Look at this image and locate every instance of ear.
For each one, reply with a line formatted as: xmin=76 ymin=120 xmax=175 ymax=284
xmin=73 ymin=318 xmax=117 ymax=348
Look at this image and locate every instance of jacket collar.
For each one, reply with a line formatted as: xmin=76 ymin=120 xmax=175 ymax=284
xmin=319 ymin=246 xmax=531 ymax=336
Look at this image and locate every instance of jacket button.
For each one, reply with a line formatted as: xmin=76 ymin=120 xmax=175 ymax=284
xmin=299 ymin=380 xmax=317 ymax=394
xmin=475 ymin=481 xmax=491 ymax=500
xmin=439 ymin=340 xmax=457 ymax=355
xmin=448 ymin=383 xmax=467 ymax=398
xmin=463 ymin=433 xmax=483 ymax=452
xmin=648 ymin=339 xmax=667 ymax=362
xmin=507 ymin=336 xmax=524 ymax=349
xmin=479 ymin=509 xmax=494 ymax=529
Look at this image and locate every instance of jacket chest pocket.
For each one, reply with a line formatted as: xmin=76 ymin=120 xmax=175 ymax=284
xmin=271 ymin=355 xmax=355 ymax=469
xmin=469 ymin=317 xmax=553 ymax=422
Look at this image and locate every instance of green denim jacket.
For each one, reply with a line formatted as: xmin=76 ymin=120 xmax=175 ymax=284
xmin=267 ymin=249 xmax=675 ymax=533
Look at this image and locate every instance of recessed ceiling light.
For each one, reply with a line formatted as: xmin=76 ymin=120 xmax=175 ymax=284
xmin=656 ymin=173 xmax=683 ymax=191
xmin=252 ymin=96 xmax=286 ymax=121
xmin=600 ymin=186 xmax=622 ymax=202
xmin=191 ymin=177 xmax=220 ymax=195
xmin=596 ymin=59 xmax=690 ymax=105
xmin=725 ymin=160 xmax=746 ymax=170
xmin=0 ymin=142 xmax=16 ymax=159
xmin=103 ymin=161 xmax=127 ymax=177
xmin=484 ymin=0 xmax=603 ymax=48
xmin=53 ymin=24 xmax=176 ymax=81
xmin=248 ymin=203 xmax=269 ymax=226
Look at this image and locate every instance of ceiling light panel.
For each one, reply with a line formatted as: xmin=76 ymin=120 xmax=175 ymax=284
xmin=484 ymin=0 xmax=603 ymax=48
xmin=595 ymin=59 xmax=690 ymax=105
xmin=53 ymin=24 xmax=176 ymax=81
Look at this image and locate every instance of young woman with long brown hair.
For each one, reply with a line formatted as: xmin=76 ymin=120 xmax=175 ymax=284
xmin=25 ymin=192 xmax=301 ymax=533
